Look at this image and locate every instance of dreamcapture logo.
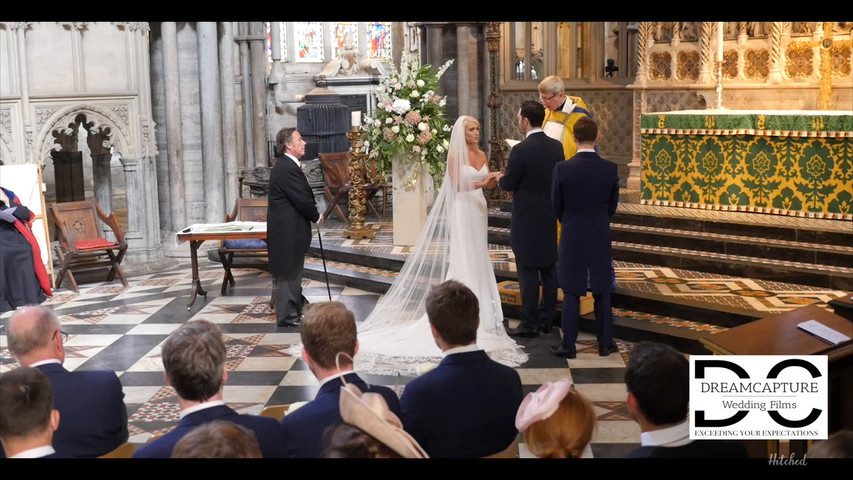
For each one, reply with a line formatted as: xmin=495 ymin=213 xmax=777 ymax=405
xmin=689 ymin=355 xmax=828 ymax=440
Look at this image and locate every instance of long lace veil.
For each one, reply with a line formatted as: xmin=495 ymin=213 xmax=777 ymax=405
xmin=353 ymin=116 xmax=528 ymax=375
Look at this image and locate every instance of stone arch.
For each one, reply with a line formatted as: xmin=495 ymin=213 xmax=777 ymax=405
xmin=35 ymin=104 xmax=132 ymax=239
xmin=35 ymin=104 xmax=132 ymax=163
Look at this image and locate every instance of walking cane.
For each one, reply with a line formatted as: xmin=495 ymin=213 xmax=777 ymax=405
xmin=316 ymin=221 xmax=333 ymax=301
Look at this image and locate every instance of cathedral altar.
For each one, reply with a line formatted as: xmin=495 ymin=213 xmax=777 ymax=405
xmin=640 ymin=110 xmax=853 ymax=220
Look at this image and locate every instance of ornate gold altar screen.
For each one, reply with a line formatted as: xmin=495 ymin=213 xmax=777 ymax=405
xmin=640 ymin=111 xmax=853 ymax=220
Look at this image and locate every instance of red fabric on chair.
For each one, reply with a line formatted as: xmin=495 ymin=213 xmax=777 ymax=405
xmin=63 ymin=238 xmax=119 ymax=250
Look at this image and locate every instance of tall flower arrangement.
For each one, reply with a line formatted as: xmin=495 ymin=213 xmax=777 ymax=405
xmin=362 ymin=56 xmax=455 ymax=190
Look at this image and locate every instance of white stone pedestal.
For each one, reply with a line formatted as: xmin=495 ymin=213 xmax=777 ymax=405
xmin=392 ymin=159 xmax=428 ymax=246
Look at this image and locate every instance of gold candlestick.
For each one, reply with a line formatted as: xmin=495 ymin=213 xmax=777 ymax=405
xmin=344 ymin=126 xmax=375 ymax=240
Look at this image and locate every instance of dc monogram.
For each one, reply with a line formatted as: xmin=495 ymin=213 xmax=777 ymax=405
xmin=694 ymin=359 xmax=822 ymax=428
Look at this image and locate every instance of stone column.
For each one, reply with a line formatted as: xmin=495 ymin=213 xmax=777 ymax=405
xmin=161 ymin=22 xmax=187 ymax=231
xmin=456 ymin=24 xmax=470 ymax=116
xmin=219 ymin=21 xmax=239 ymax=208
xmin=10 ymin=23 xmax=34 ymax=163
xmin=237 ymin=22 xmax=256 ymax=170
xmin=249 ymin=22 xmax=268 ymax=168
xmin=119 ymin=156 xmax=162 ymax=262
xmin=197 ymin=22 xmax=225 ymax=223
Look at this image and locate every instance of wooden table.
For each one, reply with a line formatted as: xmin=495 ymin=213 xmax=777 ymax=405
xmin=699 ymin=304 xmax=853 ymax=456
xmin=176 ymin=228 xmax=268 ymax=310
xmin=828 ymin=293 xmax=853 ymax=322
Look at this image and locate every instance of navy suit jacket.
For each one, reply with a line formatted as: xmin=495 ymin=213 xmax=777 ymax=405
xmin=280 ymin=372 xmax=401 ymax=458
xmin=627 ymin=439 xmax=749 ymax=458
xmin=498 ymin=131 xmax=562 ymax=267
xmin=552 ymin=151 xmax=620 ymax=295
xmin=36 ymin=363 xmax=128 ymax=458
xmin=400 ymin=350 xmax=523 ymax=458
xmin=133 ymin=404 xmax=288 ymax=458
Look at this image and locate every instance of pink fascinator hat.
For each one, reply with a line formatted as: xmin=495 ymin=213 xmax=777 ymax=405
xmin=515 ymin=378 xmax=574 ymax=431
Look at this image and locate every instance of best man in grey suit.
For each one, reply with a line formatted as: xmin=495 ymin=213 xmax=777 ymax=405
xmin=499 ymin=100 xmax=563 ymax=337
xmin=399 ymin=280 xmax=523 ymax=458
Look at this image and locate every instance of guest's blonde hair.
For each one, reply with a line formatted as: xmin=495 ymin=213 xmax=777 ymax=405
xmin=523 ymin=388 xmax=596 ymax=458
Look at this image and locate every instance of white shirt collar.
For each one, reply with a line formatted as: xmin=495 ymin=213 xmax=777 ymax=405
xmin=318 ymin=369 xmax=355 ymax=388
xmin=28 ymin=359 xmax=61 ymax=368
xmin=525 ymin=128 xmax=544 ymax=138
xmin=285 ymin=153 xmax=300 ymax=168
xmin=577 ymin=148 xmax=596 ymax=153
xmin=10 ymin=445 xmax=56 ymax=458
xmin=179 ymin=400 xmax=227 ymax=420
xmin=442 ymin=344 xmax=481 ymax=357
xmin=639 ymin=419 xmax=692 ymax=447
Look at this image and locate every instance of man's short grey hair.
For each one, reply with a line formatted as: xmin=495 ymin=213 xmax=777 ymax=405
xmin=7 ymin=306 xmax=60 ymax=357
xmin=538 ymin=75 xmax=564 ymax=96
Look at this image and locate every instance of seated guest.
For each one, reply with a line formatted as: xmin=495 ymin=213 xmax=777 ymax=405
xmin=0 ymin=186 xmax=51 ymax=313
xmin=323 ymin=383 xmax=427 ymax=458
xmin=0 ymin=367 xmax=66 ymax=458
xmin=281 ymin=301 xmax=402 ymax=458
xmin=624 ymin=342 xmax=749 ymax=458
xmin=515 ymin=378 xmax=596 ymax=458
xmin=6 ymin=305 xmax=127 ymax=458
xmin=133 ymin=320 xmax=287 ymax=458
xmin=399 ymin=280 xmax=524 ymax=458
xmin=171 ymin=421 xmax=262 ymax=459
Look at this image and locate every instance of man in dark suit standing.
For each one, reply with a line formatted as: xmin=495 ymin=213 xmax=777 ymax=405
xmin=280 ymin=301 xmax=401 ymax=458
xmin=624 ymin=342 xmax=748 ymax=458
xmin=551 ymin=116 xmax=620 ymax=359
xmin=267 ymin=127 xmax=322 ymax=327
xmin=499 ymin=100 xmax=563 ymax=338
xmin=400 ymin=280 xmax=523 ymax=458
xmin=133 ymin=320 xmax=287 ymax=458
xmin=6 ymin=305 xmax=128 ymax=458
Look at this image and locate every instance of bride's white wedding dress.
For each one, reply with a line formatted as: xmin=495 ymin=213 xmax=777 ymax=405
xmin=353 ymin=134 xmax=528 ymax=375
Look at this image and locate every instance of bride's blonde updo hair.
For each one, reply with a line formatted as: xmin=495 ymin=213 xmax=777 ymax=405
xmin=517 ymin=380 xmax=596 ymax=459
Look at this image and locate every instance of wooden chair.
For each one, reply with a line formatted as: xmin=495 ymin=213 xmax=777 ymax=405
xmin=483 ymin=434 xmax=520 ymax=458
xmin=318 ymin=152 xmax=384 ymax=223
xmin=97 ymin=442 xmax=135 ymax=458
xmin=218 ymin=197 xmax=269 ymax=294
xmin=48 ymin=198 xmax=128 ymax=293
xmin=259 ymin=404 xmax=290 ymax=421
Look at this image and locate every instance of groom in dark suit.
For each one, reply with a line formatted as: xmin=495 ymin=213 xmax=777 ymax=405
xmin=399 ymin=280 xmax=523 ymax=458
xmin=499 ymin=100 xmax=563 ymax=337
xmin=267 ymin=127 xmax=322 ymax=327
xmin=551 ymin=116 xmax=620 ymax=358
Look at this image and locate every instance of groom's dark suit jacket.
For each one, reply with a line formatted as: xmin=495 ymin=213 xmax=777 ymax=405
xmin=280 ymin=372 xmax=402 ymax=458
xmin=400 ymin=350 xmax=523 ymax=458
xmin=499 ymin=131 xmax=563 ymax=267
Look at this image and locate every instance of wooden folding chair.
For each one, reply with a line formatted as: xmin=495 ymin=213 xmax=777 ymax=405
xmin=48 ymin=198 xmax=128 ymax=293
xmin=259 ymin=404 xmax=290 ymax=421
xmin=97 ymin=442 xmax=135 ymax=458
xmin=318 ymin=152 xmax=383 ymax=223
xmin=218 ymin=197 xmax=269 ymax=294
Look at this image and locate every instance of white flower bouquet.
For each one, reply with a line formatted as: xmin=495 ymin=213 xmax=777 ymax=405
xmin=362 ymin=55 xmax=455 ymax=190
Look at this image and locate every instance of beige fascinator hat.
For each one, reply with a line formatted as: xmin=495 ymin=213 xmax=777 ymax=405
xmin=515 ymin=378 xmax=574 ymax=431
xmin=339 ymin=382 xmax=429 ymax=458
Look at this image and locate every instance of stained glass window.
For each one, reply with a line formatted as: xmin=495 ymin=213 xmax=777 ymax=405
xmin=366 ymin=22 xmax=392 ymax=60
xmin=294 ymin=22 xmax=324 ymax=62
xmin=332 ymin=22 xmax=358 ymax=59
xmin=264 ymin=22 xmax=288 ymax=66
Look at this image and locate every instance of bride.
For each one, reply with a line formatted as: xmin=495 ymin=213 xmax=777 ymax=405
xmin=354 ymin=115 xmax=529 ymax=376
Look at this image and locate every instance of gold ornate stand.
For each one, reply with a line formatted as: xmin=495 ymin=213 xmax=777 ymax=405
xmin=343 ymin=126 xmax=375 ymax=240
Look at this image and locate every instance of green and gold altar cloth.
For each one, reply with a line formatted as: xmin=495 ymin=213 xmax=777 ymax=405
xmin=640 ymin=110 xmax=853 ymax=220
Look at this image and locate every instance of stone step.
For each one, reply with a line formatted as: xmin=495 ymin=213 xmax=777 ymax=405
xmin=612 ymin=241 xmax=852 ymax=291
